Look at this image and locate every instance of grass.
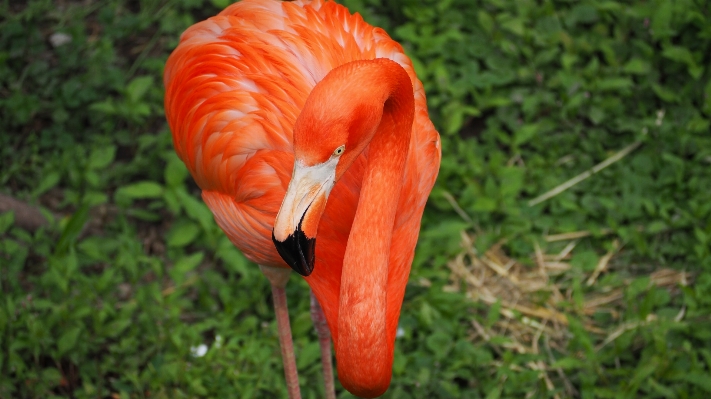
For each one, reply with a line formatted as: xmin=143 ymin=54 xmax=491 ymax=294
xmin=1 ymin=0 xmax=711 ymax=398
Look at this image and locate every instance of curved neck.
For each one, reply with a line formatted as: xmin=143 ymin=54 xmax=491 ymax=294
xmin=335 ymin=60 xmax=414 ymax=397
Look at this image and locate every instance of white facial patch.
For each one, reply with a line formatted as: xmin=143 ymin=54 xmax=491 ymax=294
xmin=273 ymin=155 xmax=340 ymax=241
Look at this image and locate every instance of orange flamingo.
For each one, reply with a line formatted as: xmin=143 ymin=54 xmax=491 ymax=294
xmin=164 ymin=0 xmax=440 ymax=397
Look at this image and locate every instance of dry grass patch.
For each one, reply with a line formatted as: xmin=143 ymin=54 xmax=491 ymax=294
xmin=445 ymin=230 xmax=691 ymax=397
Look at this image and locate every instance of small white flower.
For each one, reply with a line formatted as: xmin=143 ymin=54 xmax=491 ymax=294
xmin=190 ymin=344 xmax=208 ymax=357
xmin=214 ymin=335 xmax=223 ymax=349
xmin=396 ymin=327 xmax=405 ymax=338
xmin=655 ymin=109 xmax=665 ymax=126
xmin=49 ymin=32 xmax=72 ymax=48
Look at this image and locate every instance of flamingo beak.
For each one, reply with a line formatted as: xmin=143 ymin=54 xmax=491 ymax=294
xmin=272 ymin=158 xmax=338 ymax=276
xmin=271 ymin=213 xmax=315 ymax=276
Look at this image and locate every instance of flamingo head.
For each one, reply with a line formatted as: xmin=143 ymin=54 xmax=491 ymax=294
xmin=270 ymin=149 xmax=342 ymax=276
xmin=272 ymin=63 xmax=384 ymax=275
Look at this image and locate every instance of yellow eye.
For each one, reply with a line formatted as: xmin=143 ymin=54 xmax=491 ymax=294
xmin=333 ymin=145 xmax=345 ymax=156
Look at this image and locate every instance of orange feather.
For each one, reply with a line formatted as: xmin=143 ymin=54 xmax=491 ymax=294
xmin=164 ymin=0 xmax=440 ymax=396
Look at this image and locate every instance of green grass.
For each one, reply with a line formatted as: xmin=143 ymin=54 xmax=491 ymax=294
xmin=2 ymin=0 xmax=711 ymax=398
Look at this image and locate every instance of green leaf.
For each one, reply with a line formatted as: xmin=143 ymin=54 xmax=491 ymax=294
xmin=647 ymin=221 xmax=668 ymax=234
xmin=55 ymin=205 xmax=90 ymax=255
xmin=83 ymin=191 xmax=108 ymax=206
xmin=596 ymin=77 xmax=633 ymax=92
xmin=627 ymin=358 xmax=658 ymax=392
xmin=689 ymin=65 xmax=704 ymax=80
xmin=216 ymin=236 xmax=251 ymax=276
xmin=588 ymin=107 xmax=605 ymax=124
xmin=126 ymin=208 xmax=161 ymax=221
xmin=651 ymin=0 xmax=674 ymax=38
xmin=89 ymin=99 xmax=116 ymax=114
xmin=295 ymin=341 xmax=320 ymax=369
xmin=687 ymin=117 xmax=710 ymax=133
xmin=78 ymin=237 xmax=108 ymax=261
xmin=118 ymin=181 xmax=164 ymax=199
xmin=42 ymin=368 xmax=63 ymax=386
xmin=88 ymin=145 xmax=117 ymax=170
xmin=478 ymin=11 xmax=495 ymax=34
xmin=704 ymin=79 xmax=711 ymax=115
xmin=561 ymin=53 xmax=578 ymax=70
xmin=627 ymin=276 xmax=651 ymax=299
xmin=662 ymin=46 xmax=694 ymax=65
xmin=472 ymin=197 xmax=497 ymax=212
xmin=190 ymin=379 xmax=208 ymax=396
xmin=623 ymin=58 xmax=650 ymax=75
xmin=662 ymin=46 xmax=703 ymax=79
xmin=419 ymin=301 xmax=435 ymax=327
xmin=570 ymin=4 xmax=598 ymax=24
xmin=125 ymin=76 xmax=154 ymax=103
xmin=57 ymin=326 xmax=82 ymax=356
xmin=31 ymin=171 xmax=61 ymax=198
xmin=499 ymin=167 xmax=525 ymax=198
xmin=175 ymin=188 xmax=215 ymax=232
xmin=210 ymin=0 xmax=230 ymax=9
xmin=647 ymin=379 xmax=677 ymax=398
xmin=164 ymin=152 xmax=189 ymax=187
xmin=676 ymin=372 xmax=711 ymax=392
xmin=106 ymin=318 xmax=133 ymax=338
xmin=170 ymin=252 xmax=204 ymax=284
xmin=485 ymin=384 xmax=502 ymax=399
xmin=501 ymin=17 xmax=525 ymax=37
xmin=551 ymin=357 xmax=586 ymax=370
xmin=443 ymin=102 xmax=480 ymax=135
xmin=167 ymin=221 xmax=200 ymax=248
xmin=164 ymin=188 xmax=182 ymax=214
xmin=514 ymin=124 xmax=539 ymax=146
xmin=652 ymin=84 xmax=678 ymax=102
xmin=485 ymin=300 xmax=501 ymax=328
xmin=392 ymin=348 xmax=407 ymax=376
xmin=0 ymin=211 xmax=14 ymax=234
xmin=425 ymin=330 xmax=453 ymax=360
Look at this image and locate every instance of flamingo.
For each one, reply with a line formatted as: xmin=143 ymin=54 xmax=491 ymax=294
xmin=164 ymin=0 xmax=440 ymax=397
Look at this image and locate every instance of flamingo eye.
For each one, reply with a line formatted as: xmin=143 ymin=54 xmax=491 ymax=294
xmin=333 ymin=145 xmax=345 ymax=156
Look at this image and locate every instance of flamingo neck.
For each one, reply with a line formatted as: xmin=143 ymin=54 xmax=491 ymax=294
xmin=335 ymin=61 xmax=414 ymax=398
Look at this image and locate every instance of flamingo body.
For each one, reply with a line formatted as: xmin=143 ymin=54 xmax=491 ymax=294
xmin=164 ymin=0 xmax=440 ymax=396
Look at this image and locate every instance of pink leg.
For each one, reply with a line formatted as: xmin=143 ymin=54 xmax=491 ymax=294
xmin=260 ymin=265 xmax=301 ymax=399
xmin=311 ymin=291 xmax=336 ymax=399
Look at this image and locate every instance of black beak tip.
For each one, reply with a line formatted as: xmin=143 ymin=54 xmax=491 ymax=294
xmin=272 ymin=229 xmax=315 ymax=277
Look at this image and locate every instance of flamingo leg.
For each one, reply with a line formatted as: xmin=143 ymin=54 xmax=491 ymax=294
xmin=310 ymin=291 xmax=336 ymax=399
xmin=259 ymin=265 xmax=301 ymax=399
